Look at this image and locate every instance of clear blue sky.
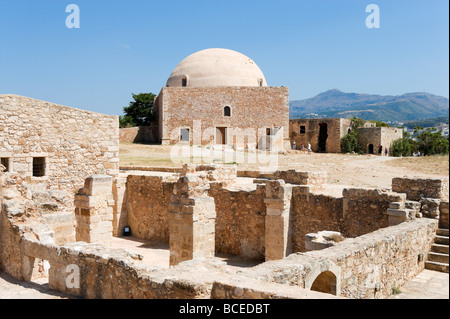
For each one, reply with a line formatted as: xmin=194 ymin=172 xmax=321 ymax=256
xmin=0 ymin=0 xmax=448 ymax=115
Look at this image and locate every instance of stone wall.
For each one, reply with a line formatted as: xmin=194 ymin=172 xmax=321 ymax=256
xmin=439 ymin=202 xmax=449 ymax=229
xmin=125 ymin=174 xmax=176 ymax=242
xmin=291 ymin=187 xmax=344 ymax=252
xmin=342 ymin=188 xmax=406 ymax=237
xmin=210 ymin=183 xmax=267 ymax=260
xmin=392 ymin=177 xmax=449 ymax=201
xmin=289 ymin=118 xmax=352 ymax=153
xmin=155 ymin=87 xmax=290 ymax=150
xmin=358 ymin=127 xmax=403 ymax=154
xmin=243 ymin=218 xmax=437 ymax=299
xmin=119 ymin=125 xmax=159 ymax=144
xmin=237 ymin=169 xmax=327 ymax=192
xmin=0 ymin=94 xmax=119 ymax=205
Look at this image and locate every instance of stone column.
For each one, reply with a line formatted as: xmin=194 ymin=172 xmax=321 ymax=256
xmin=169 ymin=170 xmax=216 ymax=266
xmin=74 ymin=175 xmax=114 ymax=246
xmin=264 ymin=180 xmax=293 ymax=261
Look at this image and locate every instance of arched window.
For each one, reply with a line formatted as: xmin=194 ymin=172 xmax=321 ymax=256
xmin=259 ymin=79 xmax=264 ymax=87
xmin=224 ymin=106 xmax=231 ymax=117
xmin=182 ymin=77 xmax=187 ymax=87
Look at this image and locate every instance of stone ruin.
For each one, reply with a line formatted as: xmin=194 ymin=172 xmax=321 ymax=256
xmin=1 ymin=160 xmax=448 ymax=299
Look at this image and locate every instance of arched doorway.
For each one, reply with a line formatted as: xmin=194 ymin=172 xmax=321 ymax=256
xmin=310 ymin=271 xmax=337 ymax=295
xmin=368 ymin=144 xmax=374 ymax=154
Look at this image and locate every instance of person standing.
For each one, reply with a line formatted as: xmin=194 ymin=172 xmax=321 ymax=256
xmin=308 ymin=142 xmax=312 ymax=155
xmin=292 ymin=140 xmax=297 ymax=150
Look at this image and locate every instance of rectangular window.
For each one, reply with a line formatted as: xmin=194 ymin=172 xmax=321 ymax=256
xmin=33 ymin=157 xmax=46 ymax=177
xmin=1 ymin=158 xmax=9 ymax=172
xmin=180 ymin=129 xmax=190 ymax=142
xmin=182 ymin=78 xmax=187 ymax=87
xmin=300 ymin=126 xmax=306 ymax=134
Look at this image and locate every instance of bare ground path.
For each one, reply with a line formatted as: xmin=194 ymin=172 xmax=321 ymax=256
xmin=119 ymin=143 xmax=449 ymax=192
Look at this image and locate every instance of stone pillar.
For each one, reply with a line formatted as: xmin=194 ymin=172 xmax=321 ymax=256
xmin=112 ymin=175 xmax=128 ymax=237
xmin=264 ymin=180 xmax=293 ymax=261
xmin=74 ymin=175 xmax=114 ymax=246
xmin=169 ymin=169 xmax=216 ymax=266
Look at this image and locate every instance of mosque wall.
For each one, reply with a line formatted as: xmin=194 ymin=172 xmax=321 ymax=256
xmin=156 ymin=87 xmax=290 ymax=149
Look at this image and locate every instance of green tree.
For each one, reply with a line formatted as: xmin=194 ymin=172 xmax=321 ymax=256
xmin=415 ymin=127 xmax=449 ymax=156
xmin=369 ymin=120 xmax=391 ymax=127
xmin=390 ymin=127 xmax=448 ymax=157
xmin=120 ymin=93 xmax=156 ymax=128
xmin=341 ymin=117 xmax=364 ymax=154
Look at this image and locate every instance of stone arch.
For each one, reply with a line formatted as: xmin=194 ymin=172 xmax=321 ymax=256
xmin=310 ymin=271 xmax=337 ymax=295
xmin=304 ymin=260 xmax=341 ymax=296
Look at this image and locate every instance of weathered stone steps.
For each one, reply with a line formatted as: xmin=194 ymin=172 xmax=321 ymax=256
xmin=426 ymin=228 xmax=449 ymax=273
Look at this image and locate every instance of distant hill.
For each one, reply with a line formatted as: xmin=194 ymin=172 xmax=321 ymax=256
xmin=403 ymin=116 xmax=449 ymax=129
xmin=290 ymin=89 xmax=449 ymax=122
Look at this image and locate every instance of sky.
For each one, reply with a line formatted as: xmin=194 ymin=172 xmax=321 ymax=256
xmin=0 ymin=0 xmax=448 ymax=116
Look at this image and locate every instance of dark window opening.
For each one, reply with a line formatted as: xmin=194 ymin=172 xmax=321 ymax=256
xmin=300 ymin=126 xmax=306 ymax=134
xmin=224 ymin=106 xmax=231 ymax=117
xmin=182 ymin=78 xmax=187 ymax=87
xmin=266 ymin=128 xmax=272 ymax=136
xmin=33 ymin=157 xmax=46 ymax=177
xmin=1 ymin=158 xmax=9 ymax=172
xmin=259 ymin=79 xmax=263 ymax=86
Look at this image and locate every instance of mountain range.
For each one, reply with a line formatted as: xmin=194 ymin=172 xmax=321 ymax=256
xmin=289 ymin=89 xmax=449 ymax=122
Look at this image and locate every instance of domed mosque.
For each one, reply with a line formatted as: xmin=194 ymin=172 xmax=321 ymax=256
xmin=166 ymin=48 xmax=267 ymax=88
xmin=153 ymin=48 xmax=290 ymax=151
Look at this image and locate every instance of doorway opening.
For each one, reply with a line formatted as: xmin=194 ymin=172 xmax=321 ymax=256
xmin=216 ymin=127 xmax=227 ymax=145
xmin=318 ymin=123 xmax=328 ymax=153
xmin=368 ymin=144 xmax=374 ymax=154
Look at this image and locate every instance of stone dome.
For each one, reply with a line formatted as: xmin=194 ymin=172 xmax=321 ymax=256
xmin=166 ymin=48 xmax=267 ymax=88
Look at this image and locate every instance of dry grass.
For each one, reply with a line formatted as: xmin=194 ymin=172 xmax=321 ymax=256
xmin=119 ymin=143 xmax=449 ymax=191
xmin=385 ymin=155 xmax=449 ymax=176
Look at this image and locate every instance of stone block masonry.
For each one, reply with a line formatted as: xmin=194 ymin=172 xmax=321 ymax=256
xmin=155 ymin=87 xmax=290 ymax=150
xmin=0 ymin=94 xmax=119 ymax=211
xmin=74 ymin=175 xmax=115 ymax=246
xmin=169 ymin=167 xmax=217 ymax=266
xmin=264 ymin=180 xmax=293 ymax=261
xmin=392 ymin=177 xmax=449 ymax=202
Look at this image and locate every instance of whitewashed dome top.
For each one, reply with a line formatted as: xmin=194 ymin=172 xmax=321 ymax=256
xmin=166 ymin=48 xmax=267 ymax=88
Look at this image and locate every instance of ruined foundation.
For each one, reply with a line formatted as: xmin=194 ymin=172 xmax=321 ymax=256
xmin=1 ymin=162 xmax=448 ymax=299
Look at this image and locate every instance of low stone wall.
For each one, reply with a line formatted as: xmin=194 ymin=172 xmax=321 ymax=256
xmin=210 ymin=184 xmax=266 ymax=260
xmin=119 ymin=125 xmax=159 ymax=144
xmin=342 ymin=188 xmax=405 ymax=237
xmin=237 ymin=170 xmax=327 ymax=191
xmin=392 ymin=177 xmax=449 ymax=201
xmin=291 ymin=188 xmax=343 ymax=252
xmin=440 ymin=202 xmax=449 ymax=229
xmin=243 ymin=218 xmax=437 ymax=299
xmin=126 ymin=175 xmax=176 ymax=242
